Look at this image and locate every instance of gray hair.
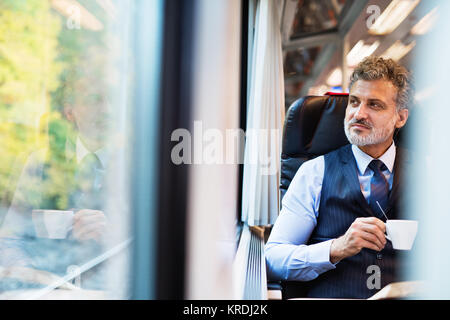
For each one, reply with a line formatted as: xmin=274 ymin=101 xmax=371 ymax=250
xmin=348 ymin=56 xmax=413 ymax=111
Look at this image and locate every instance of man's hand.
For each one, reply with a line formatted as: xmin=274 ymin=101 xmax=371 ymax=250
xmin=72 ymin=209 xmax=107 ymax=242
xmin=330 ymin=217 xmax=386 ymax=264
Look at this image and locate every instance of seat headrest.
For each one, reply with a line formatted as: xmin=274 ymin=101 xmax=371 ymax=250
xmin=282 ymin=93 xmax=349 ymax=159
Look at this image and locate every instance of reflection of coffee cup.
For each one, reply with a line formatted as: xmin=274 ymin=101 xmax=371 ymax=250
xmin=32 ymin=210 xmax=74 ymax=239
xmin=385 ymin=220 xmax=418 ymax=250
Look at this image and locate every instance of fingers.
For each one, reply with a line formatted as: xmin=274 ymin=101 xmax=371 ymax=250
xmin=74 ymin=213 xmax=104 ymax=226
xmin=356 ymin=217 xmax=386 ymax=233
xmin=358 ymin=238 xmax=382 ymax=252
xmin=74 ymin=209 xmax=104 ymax=220
xmin=349 ymin=217 xmax=387 ymax=252
xmin=359 ymin=223 xmax=387 ymax=247
xmin=74 ymin=224 xmax=105 ymax=241
xmin=354 ymin=218 xmax=386 ymax=239
xmin=73 ymin=210 xmax=107 ymax=241
xmin=360 ymin=230 xmax=385 ymax=251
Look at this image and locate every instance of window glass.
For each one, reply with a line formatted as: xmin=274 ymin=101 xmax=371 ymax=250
xmin=0 ymin=0 xmax=137 ymax=299
xmin=284 ymin=46 xmax=322 ymax=78
xmin=290 ymin=0 xmax=347 ymax=38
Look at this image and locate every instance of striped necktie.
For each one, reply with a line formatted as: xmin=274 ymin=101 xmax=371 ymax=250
xmin=71 ymin=152 xmax=105 ymax=209
xmin=368 ymin=159 xmax=389 ymax=219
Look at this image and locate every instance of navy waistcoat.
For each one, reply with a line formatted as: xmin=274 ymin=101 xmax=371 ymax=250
xmin=305 ymin=144 xmax=410 ymax=299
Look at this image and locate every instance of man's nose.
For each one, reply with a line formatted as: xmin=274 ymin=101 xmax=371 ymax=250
xmin=354 ymin=103 xmax=369 ymax=120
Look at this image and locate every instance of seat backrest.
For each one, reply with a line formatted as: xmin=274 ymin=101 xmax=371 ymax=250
xmin=280 ymin=93 xmax=349 ymax=201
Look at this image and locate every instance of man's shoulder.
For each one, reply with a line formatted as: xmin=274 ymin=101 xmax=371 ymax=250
xmin=300 ymin=154 xmax=324 ymax=172
xmin=298 ymin=144 xmax=350 ymax=173
xmin=284 ymin=154 xmax=324 ymax=208
xmin=287 ymin=155 xmax=325 ymax=190
xmin=321 ymin=144 xmax=351 ymax=162
xmin=22 ymin=148 xmax=48 ymax=171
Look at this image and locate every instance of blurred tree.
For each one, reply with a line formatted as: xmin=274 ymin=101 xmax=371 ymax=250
xmin=0 ymin=0 xmax=63 ymax=212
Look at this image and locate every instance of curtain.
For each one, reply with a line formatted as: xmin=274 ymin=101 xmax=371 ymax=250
xmin=241 ymin=0 xmax=285 ymax=227
xmin=233 ymin=0 xmax=285 ymax=300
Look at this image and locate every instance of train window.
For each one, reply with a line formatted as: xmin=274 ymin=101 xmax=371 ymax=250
xmin=0 ymin=0 xmax=156 ymax=299
xmin=284 ymin=46 xmax=322 ymax=106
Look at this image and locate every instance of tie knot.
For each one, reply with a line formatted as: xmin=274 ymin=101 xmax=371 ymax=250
xmin=78 ymin=153 xmax=103 ymax=176
xmin=368 ymin=159 xmax=386 ymax=173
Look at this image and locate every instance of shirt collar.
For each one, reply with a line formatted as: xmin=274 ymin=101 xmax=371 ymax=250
xmin=75 ymin=137 xmax=108 ymax=168
xmin=351 ymin=141 xmax=396 ymax=175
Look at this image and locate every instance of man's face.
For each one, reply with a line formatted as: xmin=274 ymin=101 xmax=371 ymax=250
xmin=344 ymin=79 xmax=408 ymax=147
xmin=68 ymin=91 xmax=112 ymax=147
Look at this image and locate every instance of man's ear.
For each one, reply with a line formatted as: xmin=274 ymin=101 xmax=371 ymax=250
xmin=64 ymin=105 xmax=75 ymax=122
xmin=395 ymin=108 xmax=409 ymax=129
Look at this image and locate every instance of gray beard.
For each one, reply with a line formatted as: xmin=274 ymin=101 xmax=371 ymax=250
xmin=344 ymin=118 xmax=395 ymax=146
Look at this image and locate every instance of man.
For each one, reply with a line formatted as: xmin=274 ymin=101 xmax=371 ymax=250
xmin=0 ymin=52 xmax=113 ymax=289
xmin=265 ymin=56 xmax=413 ymax=299
xmin=1 ymin=59 xmax=110 ymax=243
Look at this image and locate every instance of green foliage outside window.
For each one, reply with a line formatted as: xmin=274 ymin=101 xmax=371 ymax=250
xmin=0 ymin=0 xmax=106 ymax=214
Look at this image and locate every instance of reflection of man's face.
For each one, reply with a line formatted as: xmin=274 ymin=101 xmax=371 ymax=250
xmin=344 ymin=79 xmax=408 ymax=147
xmin=70 ymin=91 xmax=112 ymax=149
xmin=64 ymin=46 xmax=118 ymax=151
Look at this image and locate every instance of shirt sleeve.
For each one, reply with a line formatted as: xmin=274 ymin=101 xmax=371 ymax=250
xmin=265 ymin=156 xmax=337 ymax=281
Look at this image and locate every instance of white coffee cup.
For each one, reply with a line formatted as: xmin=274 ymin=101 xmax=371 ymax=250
xmin=32 ymin=210 xmax=74 ymax=239
xmin=385 ymin=219 xmax=418 ymax=250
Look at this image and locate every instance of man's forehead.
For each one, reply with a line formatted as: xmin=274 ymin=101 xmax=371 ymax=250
xmin=350 ymin=79 xmax=397 ymax=103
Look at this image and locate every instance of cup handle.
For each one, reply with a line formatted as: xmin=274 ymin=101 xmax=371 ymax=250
xmin=385 ymin=233 xmax=391 ymax=241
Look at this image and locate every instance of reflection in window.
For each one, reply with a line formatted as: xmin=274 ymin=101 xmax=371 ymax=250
xmin=0 ymin=0 xmax=135 ymax=299
xmin=291 ymin=0 xmax=347 ymax=38
xmin=284 ymin=46 xmax=322 ymax=77
xmin=284 ymin=46 xmax=322 ymax=107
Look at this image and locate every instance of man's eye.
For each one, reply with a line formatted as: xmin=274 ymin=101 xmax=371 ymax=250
xmin=370 ymin=102 xmax=382 ymax=109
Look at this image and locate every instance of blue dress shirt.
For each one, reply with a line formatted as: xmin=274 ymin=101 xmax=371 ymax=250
xmin=265 ymin=142 xmax=396 ymax=281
